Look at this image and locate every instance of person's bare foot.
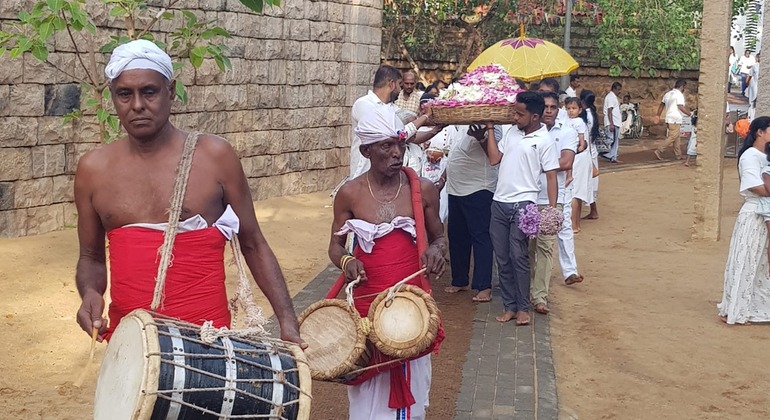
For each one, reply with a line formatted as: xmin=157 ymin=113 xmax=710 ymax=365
xmin=496 ymin=311 xmax=516 ymax=323
xmin=444 ymin=286 xmax=469 ymax=293
xmin=654 ymin=150 xmax=663 ymax=160
xmin=565 ymin=274 xmax=584 ymax=285
xmin=683 ymin=161 xmax=690 ymax=167
xmin=515 ymin=311 xmax=531 ymax=325
xmin=583 ymin=213 xmax=598 ymax=220
xmin=534 ymin=303 xmax=550 ymax=314
xmin=472 ymin=289 xmax=492 ymax=303
xmin=573 ymin=227 xmax=581 ymax=234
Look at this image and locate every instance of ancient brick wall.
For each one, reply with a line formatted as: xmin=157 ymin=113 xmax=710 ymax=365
xmin=0 ymin=0 xmax=382 ymax=237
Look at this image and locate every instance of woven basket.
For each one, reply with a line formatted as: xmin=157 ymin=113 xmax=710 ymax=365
xmin=298 ymin=299 xmax=370 ymax=382
xmin=431 ymin=104 xmax=517 ymax=125
xmin=367 ymin=285 xmax=440 ymax=359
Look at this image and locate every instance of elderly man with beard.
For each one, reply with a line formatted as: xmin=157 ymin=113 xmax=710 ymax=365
xmin=73 ymin=40 xmax=303 ymax=346
xmin=328 ymin=103 xmax=447 ymax=420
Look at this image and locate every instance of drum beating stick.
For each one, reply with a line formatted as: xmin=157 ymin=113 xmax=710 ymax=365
xmin=73 ymin=327 xmax=98 ymax=388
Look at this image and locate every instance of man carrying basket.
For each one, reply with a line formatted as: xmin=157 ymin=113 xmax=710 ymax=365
xmin=328 ymin=103 xmax=447 ymax=419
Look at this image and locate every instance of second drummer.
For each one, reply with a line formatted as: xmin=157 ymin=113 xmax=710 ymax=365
xmin=328 ymin=104 xmax=447 ymax=420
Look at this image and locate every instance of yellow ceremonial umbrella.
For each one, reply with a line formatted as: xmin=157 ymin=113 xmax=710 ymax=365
xmin=467 ymin=25 xmax=579 ymax=82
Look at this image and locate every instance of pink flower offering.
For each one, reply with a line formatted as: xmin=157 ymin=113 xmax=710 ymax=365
xmin=518 ymin=203 xmax=541 ymax=239
xmin=429 ymin=64 xmax=524 ymax=108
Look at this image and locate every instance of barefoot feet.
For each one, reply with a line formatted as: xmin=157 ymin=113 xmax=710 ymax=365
xmin=534 ymin=303 xmax=550 ymax=314
xmin=472 ymin=289 xmax=492 ymax=303
xmin=565 ymin=274 xmax=584 ymax=285
xmin=496 ymin=311 xmax=516 ymax=323
xmin=516 ymin=311 xmax=531 ymax=325
xmin=444 ymin=285 xmax=469 ymax=293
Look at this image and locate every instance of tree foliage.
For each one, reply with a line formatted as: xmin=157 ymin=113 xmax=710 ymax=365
xmin=0 ymin=0 xmax=278 ymax=142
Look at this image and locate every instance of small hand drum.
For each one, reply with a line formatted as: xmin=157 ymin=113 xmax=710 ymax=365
xmin=297 ymin=299 xmax=371 ymax=382
xmin=367 ymin=285 xmax=440 ymax=359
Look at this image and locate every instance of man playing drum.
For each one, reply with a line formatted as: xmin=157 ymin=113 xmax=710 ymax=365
xmin=73 ymin=40 xmax=303 ymax=346
xmin=328 ymin=104 xmax=447 ymax=419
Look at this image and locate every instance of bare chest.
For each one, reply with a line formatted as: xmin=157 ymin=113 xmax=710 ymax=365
xmin=92 ymin=158 xmax=224 ymax=231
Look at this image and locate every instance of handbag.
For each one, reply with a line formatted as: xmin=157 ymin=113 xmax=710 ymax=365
xmin=594 ymin=127 xmax=613 ymax=154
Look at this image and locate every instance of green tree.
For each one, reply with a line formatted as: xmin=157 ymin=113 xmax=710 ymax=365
xmin=0 ymin=0 xmax=279 ymax=142
xmin=595 ymin=0 xmax=703 ymax=77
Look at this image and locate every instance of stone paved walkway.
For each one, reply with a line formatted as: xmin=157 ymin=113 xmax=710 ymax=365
xmin=286 ymin=265 xmax=559 ymax=420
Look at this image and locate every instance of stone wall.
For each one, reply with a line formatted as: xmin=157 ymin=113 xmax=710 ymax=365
xmin=383 ymin=22 xmax=699 ymax=133
xmin=0 ymin=0 xmax=382 ymax=237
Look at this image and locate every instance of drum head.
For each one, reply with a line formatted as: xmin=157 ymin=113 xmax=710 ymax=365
xmin=369 ymin=286 xmax=439 ymax=358
xmin=298 ymin=300 xmax=366 ymax=380
xmin=94 ymin=310 xmax=160 ymax=420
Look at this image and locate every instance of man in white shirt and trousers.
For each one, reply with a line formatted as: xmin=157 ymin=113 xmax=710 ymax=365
xmin=747 ymin=53 xmax=761 ymax=121
xmin=482 ymin=91 xmax=560 ymax=326
xmin=653 ymin=79 xmax=692 ymax=160
xmin=602 ymin=82 xmax=623 ymax=163
xmin=530 ymin=91 xmax=583 ymax=314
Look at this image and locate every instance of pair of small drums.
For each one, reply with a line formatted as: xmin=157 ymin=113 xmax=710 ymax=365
xmin=298 ymin=285 xmax=440 ymax=381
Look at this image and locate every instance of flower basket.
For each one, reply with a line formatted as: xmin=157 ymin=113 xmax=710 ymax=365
xmin=431 ymin=104 xmax=518 ymax=125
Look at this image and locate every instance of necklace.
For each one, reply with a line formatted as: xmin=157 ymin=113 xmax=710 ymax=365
xmin=367 ymin=172 xmax=403 ymax=222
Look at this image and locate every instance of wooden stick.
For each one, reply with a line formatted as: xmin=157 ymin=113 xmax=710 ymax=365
xmin=73 ymin=327 xmax=99 ymax=388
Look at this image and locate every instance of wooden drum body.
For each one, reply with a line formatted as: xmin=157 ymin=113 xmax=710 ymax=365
xmin=297 ymin=299 xmax=369 ymax=382
xmin=368 ymin=285 xmax=440 ymax=359
xmin=94 ymin=310 xmax=311 ymax=420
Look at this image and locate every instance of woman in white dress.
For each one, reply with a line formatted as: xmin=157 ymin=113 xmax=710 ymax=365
xmin=570 ymin=91 xmax=600 ymax=230
xmin=718 ymin=116 xmax=770 ymax=324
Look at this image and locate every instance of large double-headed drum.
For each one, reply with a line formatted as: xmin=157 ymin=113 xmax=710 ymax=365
xmin=94 ymin=310 xmax=311 ymax=420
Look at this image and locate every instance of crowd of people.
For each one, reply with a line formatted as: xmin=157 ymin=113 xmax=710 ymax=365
xmin=331 ymin=65 xmax=609 ymax=417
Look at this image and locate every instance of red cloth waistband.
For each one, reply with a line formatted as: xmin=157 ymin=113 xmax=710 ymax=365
xmin=105 ymin=226 xmax=231 ymax=339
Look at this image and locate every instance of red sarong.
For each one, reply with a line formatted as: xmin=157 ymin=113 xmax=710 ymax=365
xmin=105 ymin=226 xmax=231 ymax=340
xmin=327 ymin=167 xmax=445 ymax=409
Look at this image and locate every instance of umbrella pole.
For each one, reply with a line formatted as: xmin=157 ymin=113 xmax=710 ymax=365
xmin=560 ymin=0 xmax=573 ymax=89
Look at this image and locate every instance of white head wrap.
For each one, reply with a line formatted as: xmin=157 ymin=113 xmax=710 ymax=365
xmin=104 ymin=39 xmax=173 ymax=81
xmin=355 ymin=105 xmax=406 ymax=145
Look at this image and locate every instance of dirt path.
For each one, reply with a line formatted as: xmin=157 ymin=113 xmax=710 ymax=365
xmin=552 ymin=162 xmax=770 ymax=419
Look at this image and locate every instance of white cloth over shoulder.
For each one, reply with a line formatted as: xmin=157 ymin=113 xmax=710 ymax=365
xmin=335 ymin=216 xmax=416 ymax=254
xmin=105 ymin=39 xmax=173 ymax=81
xmin=355 ymin=105 xmax=406 ymax=145
xmin=123 ymin=204 xmax=240 ymax=240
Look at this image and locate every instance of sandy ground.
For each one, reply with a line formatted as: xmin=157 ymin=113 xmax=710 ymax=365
xmin=552 ymin=162 xmax=770 ymax=419
xmin=2 ymin=160 xmax=767 ymax=420
xmin=0 ymin=192 xmax=334 ymax=419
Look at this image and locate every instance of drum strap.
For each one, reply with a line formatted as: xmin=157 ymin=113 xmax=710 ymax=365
xmin=151 ymin=131 xmax=200 ymax=311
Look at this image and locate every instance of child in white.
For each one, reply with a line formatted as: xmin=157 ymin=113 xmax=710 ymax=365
xmin=684 ymin=113 xmax=698 ymax=167
xmin=564 ymin=97 xmax=587 ymax=186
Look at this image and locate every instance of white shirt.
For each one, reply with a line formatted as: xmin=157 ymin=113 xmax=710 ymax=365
xmin=350 ymin=90 xmax=397 ymax=178
xmin=565 ymin=86 xmax=577 ymax=98
xmin=748 ymin=63 xmax=761 ymax=103
xmin=446 ymin=126 xmax=498 ymax=196
xmin=739 ymin=55 xmax=756 ymax=75
xmin=493 ymin=124 xmax=559 ymax=204
xmin=661 ymin=88 xmax=686 ymax=124
xmin=739 ymin=147 xmax=767 ymax=197
xmin=603 ymin=91 xmax=621 ymax=128
xmin=568 ymin=116 xmax=587 ymax=138
xmin=537 ymin=121 xmax=579 ymax=205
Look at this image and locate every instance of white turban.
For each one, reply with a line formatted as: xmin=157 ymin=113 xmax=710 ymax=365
xmin=104 ymin=39 xmax=173 ymax=81
xmin=355 ymin=105 xmax=406 ymax=145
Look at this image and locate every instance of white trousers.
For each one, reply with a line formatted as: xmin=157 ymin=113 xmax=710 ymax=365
xmin=348 ymin=354 xmax=432 ymax=420
xmin=558 ymin=186 xmax=579 ymax=279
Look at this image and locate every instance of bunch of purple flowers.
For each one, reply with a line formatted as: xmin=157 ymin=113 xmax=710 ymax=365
xmin=518 ymin=203 xmax=541 ymax=239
